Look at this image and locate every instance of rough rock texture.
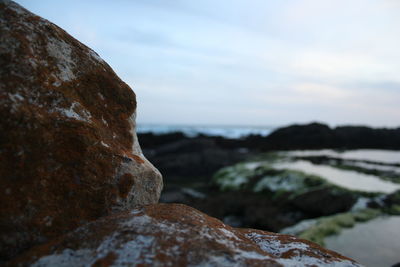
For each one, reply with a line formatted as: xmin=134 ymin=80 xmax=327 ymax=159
xmin=0 ymin=0 xmax=162 ymax=261
xmin=8 ymin=204 xmax=361 ymax=267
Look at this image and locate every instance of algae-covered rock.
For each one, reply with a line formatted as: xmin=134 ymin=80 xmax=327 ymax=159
xmin=213 ymin=162 xmax=327 ymax=194
xmin=213 ymin=161 xmax=359 ymax=215
xmin=281 ymin=209 xmax=381 ymax=246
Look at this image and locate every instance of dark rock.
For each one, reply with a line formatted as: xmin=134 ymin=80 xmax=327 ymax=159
xmin=145 ymin=138 xmax=249 ymax=182
xmin=0 ymin=0 xmax=162 ymax=261
xmin=261 ymin=122 xmax=400 ymax=150
xmin=384 ymin=190 xmax=400 ymax=206
xmin=291 ymin=187 xmax=357 ymax=216
xmin=138 ymin=132 xmax=187 ymax=149
xmin=264 ymin=122 xmax=335 ymax=150
xmin=185 ymin=191 xmax=308 ymax=232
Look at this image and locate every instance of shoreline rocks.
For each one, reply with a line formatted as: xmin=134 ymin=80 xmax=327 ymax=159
xmin=260 ymin=123 xmax=400 ymax=150
xmin=139 ymin=122 xmax=400 ymax=152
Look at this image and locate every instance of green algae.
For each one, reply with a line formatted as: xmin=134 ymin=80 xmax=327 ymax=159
xmin=297 ymin=209 xmax=382 ymax=246
xmin=213 ymin=160 xmax=375 ymax=201
xmin=212 ymin=162 xmax=264 ymax=191
xmin=385 ymin=205 xmax=400 ymax=215
xmin=213 ymin=162 xmax=328 ymax=194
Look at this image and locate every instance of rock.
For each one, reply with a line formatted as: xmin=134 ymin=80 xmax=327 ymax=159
xmin=261 ymin=122 xmax=400 ymax=150
xmin=8 ymin=204 xmax=361 ymax=267
xmin=186 ymin=191 xmax=308 ymax=232
xmin=145 ymin=138 xmax=248 ymax=183
xmin=264 ymin=123 xmax=335 ymax=150
xmin=0 ymin=0 xmax=162 ymax=261
xmin=291 ymin=187 xmax=357 ymax=216
xmin=384 ymin=190 xmax=400 ymax=206
xmin=137 ymin=132 xmax=188 ymax=150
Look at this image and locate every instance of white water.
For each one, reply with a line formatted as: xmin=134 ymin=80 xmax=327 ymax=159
xmin=325 ymin=216 xmax=400 ymax=267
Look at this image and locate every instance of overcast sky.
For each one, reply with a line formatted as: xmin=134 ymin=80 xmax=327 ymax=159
xmin=16 ymin=0 xmax=400 ymax=127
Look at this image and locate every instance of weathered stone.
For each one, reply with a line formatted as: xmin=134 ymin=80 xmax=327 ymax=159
xmin=8 ymin=204 xmax=361 ymax=267
xmin=0 ymin=0 xmax=162 ymax=261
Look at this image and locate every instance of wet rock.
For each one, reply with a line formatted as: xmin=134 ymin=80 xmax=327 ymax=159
xmin=8 ymin=204 xmax=361 ymax=267
xmin=384 ymin=190 xmax=400 ymax=206
xmin=0 ymin=0 xmax=162 ymax=261
xmin=291 ymin=187 xmax=357 ymax=216
xmin=187 ymin=191 xmax=308 ymax=232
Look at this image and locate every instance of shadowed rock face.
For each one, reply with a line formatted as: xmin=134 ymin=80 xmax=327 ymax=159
xmin=8 ymin=204 xmax=361 ymax=267
xmin=0 ymin=0 xmax=162 ymax=261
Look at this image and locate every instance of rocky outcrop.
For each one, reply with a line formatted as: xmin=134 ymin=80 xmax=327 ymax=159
xmin=262 ymin=122 xmax=400 ymax=150
xmin=8 ymin=204 xmax=361 ymax=267
xmin=143 ymin=137 xmax=249 ymax=182
xmin=0 ymin=0 xmax=162 ymax=261
xmin=291 ymin=187 xmax=357 ymax=216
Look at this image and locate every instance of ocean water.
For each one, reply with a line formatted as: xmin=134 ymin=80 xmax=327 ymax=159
xmin=136 ymin=124 xmax=276 ymax=139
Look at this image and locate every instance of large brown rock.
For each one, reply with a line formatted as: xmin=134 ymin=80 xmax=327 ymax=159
xmin=8 ymin=204 xmax=361 ymax=267
xmin=0 ymin=0 xmax=162 ymax=261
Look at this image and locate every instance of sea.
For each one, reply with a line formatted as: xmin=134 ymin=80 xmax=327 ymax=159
xmin=136 ymin=124 xmax=276 ymax=139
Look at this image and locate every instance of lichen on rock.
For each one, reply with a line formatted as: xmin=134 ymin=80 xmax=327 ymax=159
xmin=8 ymin=204 xmax=362 ymax=267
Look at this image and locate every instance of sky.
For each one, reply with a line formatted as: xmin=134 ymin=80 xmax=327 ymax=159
xmin=15 ymin=0 xmax=400 ymax=127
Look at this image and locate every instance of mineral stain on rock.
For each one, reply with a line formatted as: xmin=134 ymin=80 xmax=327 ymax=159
xmin=0 ymin=0 xmax=162 ymax=261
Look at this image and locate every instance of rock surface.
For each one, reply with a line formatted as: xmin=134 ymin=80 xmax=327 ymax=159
xmin=0 ymin=0 xmax=162 ymax=261
xmin=291 ymin=188 xmax=357 ymax=216
xmin=8 ymin=204 xmax=361 ymax=267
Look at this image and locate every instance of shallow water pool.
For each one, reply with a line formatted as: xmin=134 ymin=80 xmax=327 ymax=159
xmin=325 ymin=216 xmax=400 ymax=267
xmin=273 ymin=160 xmax=400 ymax=193
xmin=287 ymin=149 xmax=400 ymax=165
